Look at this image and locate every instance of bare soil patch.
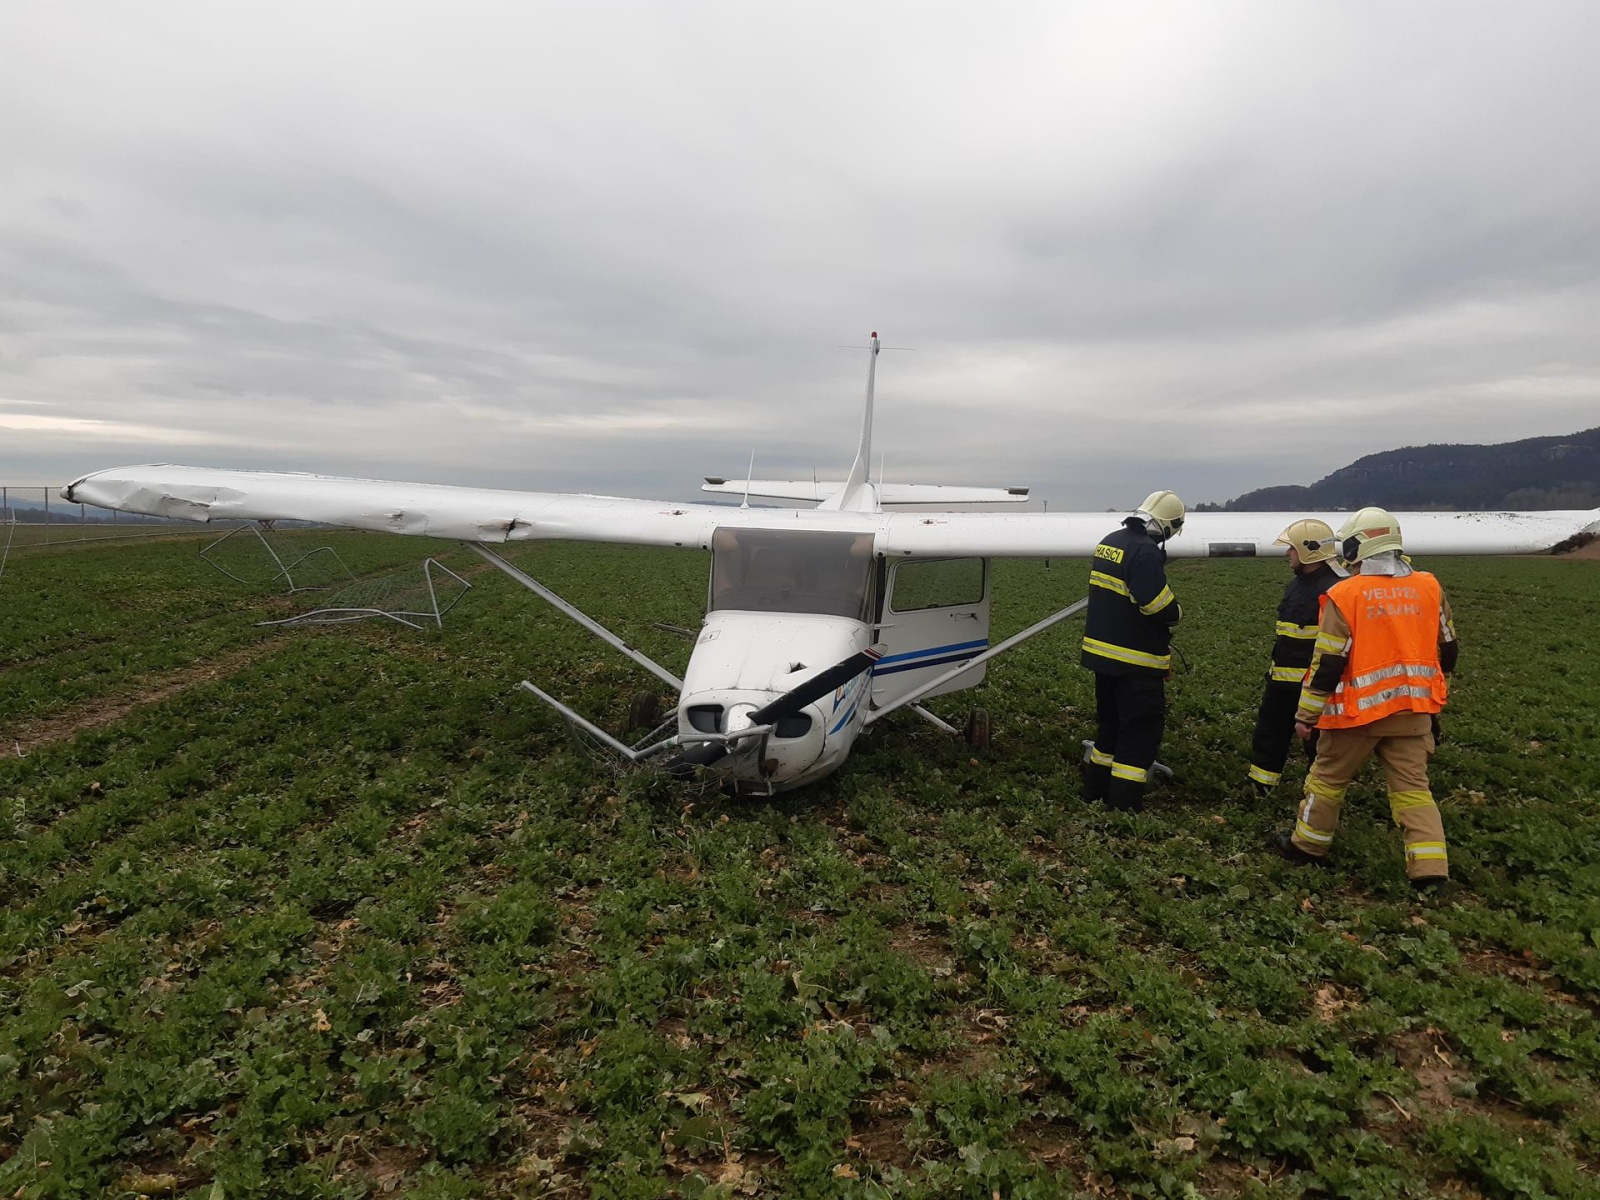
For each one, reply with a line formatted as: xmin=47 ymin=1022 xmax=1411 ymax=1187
xmin=849 ymin=1114 xmax=918 ymax=1169
xmin=1392 ymin=1029 xmax=1471 ymax=1114
xmin=1012 ymin=1115 xmax=1088 ymax=1168
xmin=885 ymin=922 xmax=952 ymax=967
xmin=352 ymin=1145 xmax=424 ymax=1194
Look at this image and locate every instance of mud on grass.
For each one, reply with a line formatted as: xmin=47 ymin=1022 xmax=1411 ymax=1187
xmin=2 ymin=539 xmax=1599 ymax=1198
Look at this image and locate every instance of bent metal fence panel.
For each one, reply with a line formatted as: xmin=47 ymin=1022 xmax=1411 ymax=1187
xmin=0 ymin=484 xmax=213 ymax=547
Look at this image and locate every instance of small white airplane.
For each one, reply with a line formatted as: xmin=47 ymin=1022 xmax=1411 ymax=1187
xmin=64 ymin=334 xmax=1600 ymax=793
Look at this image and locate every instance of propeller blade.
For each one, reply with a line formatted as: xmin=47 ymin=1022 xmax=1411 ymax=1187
xmin=664 ymin=740 xmax=731 ymax=779
xmin=681 ymin=742 xmax=730 ymax=767
xmin=747 ymin=645 xmax=884 ymax=727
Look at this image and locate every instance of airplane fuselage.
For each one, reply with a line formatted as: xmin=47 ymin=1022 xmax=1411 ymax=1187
xmin=678 ymin=610 xmax=873 ymax=792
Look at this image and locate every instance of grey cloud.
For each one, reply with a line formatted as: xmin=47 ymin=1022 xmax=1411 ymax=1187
xmin=4 ymin=2 xmax=1600 ymax=512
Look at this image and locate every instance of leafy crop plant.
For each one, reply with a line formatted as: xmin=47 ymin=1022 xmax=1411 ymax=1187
xmin=1 ymin=536 xmax=1597 ymax=1198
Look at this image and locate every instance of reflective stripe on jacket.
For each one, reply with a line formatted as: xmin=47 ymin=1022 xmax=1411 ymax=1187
xmin=1318 ymin=571 xmax=1448 ymax=729
xmin=1267 ymin=563 xmax=1339 ymax=684
xmin=1080 ymin=520 xmax=1180 ymax=677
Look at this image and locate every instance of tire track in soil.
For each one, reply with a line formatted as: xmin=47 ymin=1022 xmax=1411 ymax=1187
xmin=0 ymin=553 xmax=495 ymax=760
xmin=0 ymin=641 xmax=285 ymax=760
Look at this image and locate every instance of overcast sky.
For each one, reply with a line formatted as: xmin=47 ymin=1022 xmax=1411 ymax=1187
xmin=3 ymin=2 xmax=1597 ymax=508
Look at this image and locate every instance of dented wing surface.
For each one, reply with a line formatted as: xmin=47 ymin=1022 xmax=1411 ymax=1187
xmin=61 ymin=465 xmax=731 ymax=549
xmin=63 ymin=465 xmax=1600 ymax=558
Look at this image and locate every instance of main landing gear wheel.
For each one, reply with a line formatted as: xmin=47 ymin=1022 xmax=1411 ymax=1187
xmin=963 ymin=707 xmax=992 ymax=750
xmin=628 ymin=692 xmax=662 ymax=731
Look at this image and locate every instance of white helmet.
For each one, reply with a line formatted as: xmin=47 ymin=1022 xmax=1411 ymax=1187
xmin=1135 ymin=490 xmax=1185 ymax=540
xmin=1337 ymin=506 xmax=1404 ymax=563
xmin=1274 ymin=518 xmax=1338 ymax=564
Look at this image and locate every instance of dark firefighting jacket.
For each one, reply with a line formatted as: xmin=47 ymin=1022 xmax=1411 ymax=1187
xmin=1265 ymin=563 xmax=1340 ymax=685
xmin=1080 ymin=519 xmax=1181 ymax=676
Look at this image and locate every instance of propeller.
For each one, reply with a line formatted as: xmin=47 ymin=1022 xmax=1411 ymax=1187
xmin=746 ymin=644 xmax=883 ymax=726
xmin=671 ymin=644 xmax=884 ymax=774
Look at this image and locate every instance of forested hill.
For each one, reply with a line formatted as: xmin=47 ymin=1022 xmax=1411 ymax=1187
xmin=1204 ymin=427 xmax=1600 ymax=511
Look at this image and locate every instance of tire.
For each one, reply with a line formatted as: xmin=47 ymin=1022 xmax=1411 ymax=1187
xmin=964 ymin=707 xmax=992 ymax=749
xmin=628 ymin=692 xmax=662 ymax=731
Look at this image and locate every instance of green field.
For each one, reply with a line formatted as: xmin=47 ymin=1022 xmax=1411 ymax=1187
xmin=2 ymin=534 xmax=1598 ymax=1199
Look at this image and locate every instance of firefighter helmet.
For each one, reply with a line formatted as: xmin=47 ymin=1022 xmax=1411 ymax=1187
xmin=1274 ymin=518 xmax=1338 ymax=564
xmin=1134 ymin=490 xmax=1185 ymax=540
xmin=1336 ymin=506 xmax=1403 ymax=563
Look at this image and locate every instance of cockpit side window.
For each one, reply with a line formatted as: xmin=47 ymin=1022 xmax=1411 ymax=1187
xmin=887 ymin=557 xmax=986 ymax=612
xmin=710 ymin=528 xmax=875 ymax=619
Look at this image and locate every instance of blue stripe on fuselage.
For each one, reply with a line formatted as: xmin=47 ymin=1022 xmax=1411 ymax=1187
xmin=872 ymin=638 xmax=989 ymax=677
xmin=829 ymin=693 xmax=863 ymax=735
xmin=873 ymin=651 xmax=986 ymax=677
xmin=875 ymin=638 xmax=987 ymax=666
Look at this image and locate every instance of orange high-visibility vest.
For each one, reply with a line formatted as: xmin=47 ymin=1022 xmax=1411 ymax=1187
xmin=1318 ymin=571 xmax=1448 ymax=729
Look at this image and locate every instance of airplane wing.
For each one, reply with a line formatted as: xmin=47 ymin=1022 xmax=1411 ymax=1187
xmin=63 ymin=465 xmax=1600 ymax=558
xmin=62 ymin=464 xmax=736 ymax=549
xmin=879 ymin=508 xmax=1600 ymax=558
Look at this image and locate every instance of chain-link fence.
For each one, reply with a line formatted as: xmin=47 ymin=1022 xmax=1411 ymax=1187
xmin=1 ymin=485 xmax=204 ymax=548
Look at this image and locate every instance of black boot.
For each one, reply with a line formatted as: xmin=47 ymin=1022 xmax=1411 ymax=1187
xmin=1081 ymin=762 xmax=1111 ymax=804
xmin=1270 ymin=830 xmax=1325 ymax=867
xmin=1106 ymin=777 xmax=1145 ymax=813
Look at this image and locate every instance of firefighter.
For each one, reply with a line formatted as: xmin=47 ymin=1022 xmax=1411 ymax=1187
xmin=1271 ymin=506 xmax=1459 ymax=890
xmin=1080 ymin=490 xmax=1184 ymax=812
xmin=1245 ymin=519 xmax=1342 ymax=799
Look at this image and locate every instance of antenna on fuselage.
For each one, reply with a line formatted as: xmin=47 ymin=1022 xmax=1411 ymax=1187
xmin=741 ymin=449 xmax=756 ymax=509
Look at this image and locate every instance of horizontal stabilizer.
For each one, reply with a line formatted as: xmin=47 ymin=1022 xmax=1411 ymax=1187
xmin=878 ymin=484 xmax=1030 ymax=505
xmin=702 ymin=479 xmax=842 ymax=503
xmin=701 ymin=479 xmax=1030 ymax=505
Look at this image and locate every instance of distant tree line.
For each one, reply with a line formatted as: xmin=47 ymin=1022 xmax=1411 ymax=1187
xmin=1197 ymin=427 xmax=1600 ymax=512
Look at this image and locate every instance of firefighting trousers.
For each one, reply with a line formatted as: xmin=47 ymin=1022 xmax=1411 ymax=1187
xmin=1247 ymin=678 xmax=1304 ymax=789
xmin=1085 ymin=672 xmax=1166 ymax=809
xmin=1287 ymin=714 xmax=1448 ymax=880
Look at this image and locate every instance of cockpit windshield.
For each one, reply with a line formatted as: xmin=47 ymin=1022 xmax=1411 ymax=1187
xmin=710 ymin=528 xmax=876 ymax=620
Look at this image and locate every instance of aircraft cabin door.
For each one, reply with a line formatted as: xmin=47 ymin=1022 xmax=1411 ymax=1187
xmin=871 ymin=557 xmax=991 ymax=710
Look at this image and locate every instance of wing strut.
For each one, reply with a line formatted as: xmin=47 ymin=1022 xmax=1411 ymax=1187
xmin=516 ymin=681 xmax=681 ymax=763
xmin=467 ymin=544 xmax=684 ymax=689
xmin=864 ymin=597 xmax=1088 ymax=727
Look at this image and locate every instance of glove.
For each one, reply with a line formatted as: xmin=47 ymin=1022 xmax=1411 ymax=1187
xmin=1431 ymin=714 xmax=1444 ymax=745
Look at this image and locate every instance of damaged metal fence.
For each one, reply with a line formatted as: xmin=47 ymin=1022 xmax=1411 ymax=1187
xmin=1 ymin=485 xmax=210 ymax=547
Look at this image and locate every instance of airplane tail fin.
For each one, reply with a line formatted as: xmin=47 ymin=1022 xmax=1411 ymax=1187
xmin=843 ymin=333 xmax=879 ymax=498
xmin=819 ymin=332 xmax=880 ymax=512
xmin=809 ymin=333 xmax=1029 ymax=511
